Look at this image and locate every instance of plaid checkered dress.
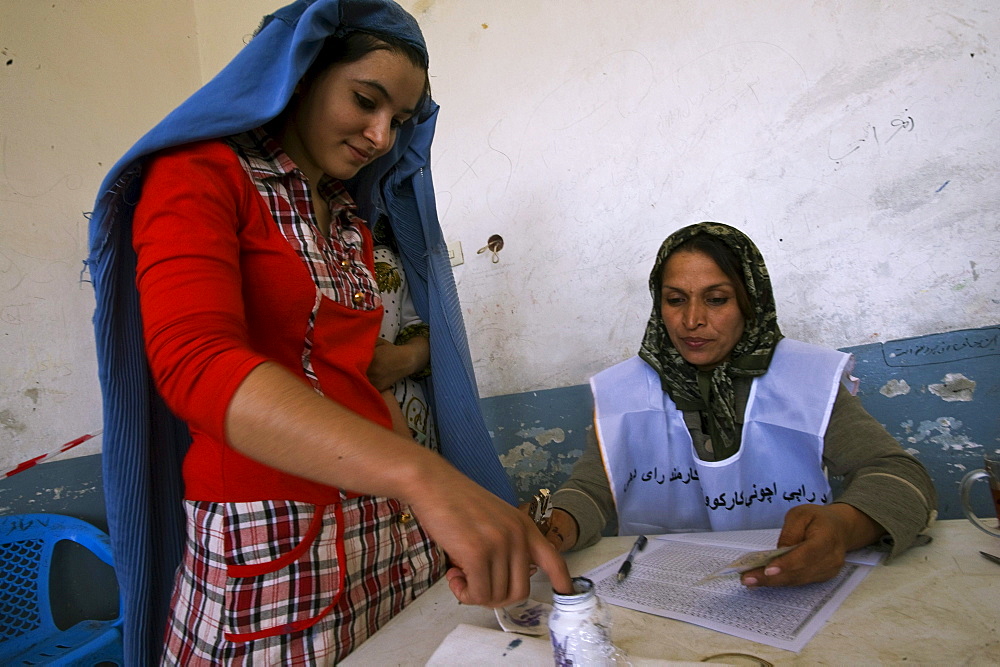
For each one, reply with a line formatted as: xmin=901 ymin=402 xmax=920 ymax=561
xmin=160 ymin=130 xmax=445 ymax=665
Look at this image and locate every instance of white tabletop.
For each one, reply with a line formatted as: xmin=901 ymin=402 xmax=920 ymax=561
xmin=344 ymin=519 xmax=1000 ymax=665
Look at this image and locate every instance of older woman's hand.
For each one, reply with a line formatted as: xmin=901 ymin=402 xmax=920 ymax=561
xmin=542 ymin=508 xmax=579 ymax=553
xmin=739 ymin=503 xmax=884 ymax=588
xmin=516 ymin=504 xmax=580 ymax=553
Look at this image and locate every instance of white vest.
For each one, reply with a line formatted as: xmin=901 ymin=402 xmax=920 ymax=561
xmin=593 ymin=339 xmax=849 ymax=535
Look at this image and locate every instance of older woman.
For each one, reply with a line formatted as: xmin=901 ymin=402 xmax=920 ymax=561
xmin=544 ymin=222 xmax=936 ymax=587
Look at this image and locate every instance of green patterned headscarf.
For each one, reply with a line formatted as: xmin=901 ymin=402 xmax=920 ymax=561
xmin=638 ymin=222 xmax=783 ymax=460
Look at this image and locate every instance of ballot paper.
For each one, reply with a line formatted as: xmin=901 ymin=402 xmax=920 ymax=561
xmin=583 ymin=529 xmax=884 ymax=653
xmin=494 ymin=599 xmax=552 ymax=636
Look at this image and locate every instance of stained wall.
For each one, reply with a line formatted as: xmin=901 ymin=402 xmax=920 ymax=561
xmin=1 ymin=2 xmax=997 ymax=511
xmin=414 ymin=1 xmax=999 ymax=399
xmin=1 ymin=1 xmax=201 ymax=473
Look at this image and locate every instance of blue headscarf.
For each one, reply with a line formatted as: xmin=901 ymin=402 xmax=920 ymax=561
xmin=86 ymin=2 xmax=515 ymax=663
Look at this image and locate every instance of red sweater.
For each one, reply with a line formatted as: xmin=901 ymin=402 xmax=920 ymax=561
xmin=133 ymin=140 xmax=390 ymax=503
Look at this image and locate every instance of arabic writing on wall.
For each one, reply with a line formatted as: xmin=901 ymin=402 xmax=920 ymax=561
xmin=884 ymin=328 xmax=1000 ymax=367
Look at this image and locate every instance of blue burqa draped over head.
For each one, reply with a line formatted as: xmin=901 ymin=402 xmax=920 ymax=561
xmin=85 ymin=1 xmax=515 ymax=662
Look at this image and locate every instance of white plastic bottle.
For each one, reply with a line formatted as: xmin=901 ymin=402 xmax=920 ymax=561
xmin=548 ymin=577 xmax=629 ymax=666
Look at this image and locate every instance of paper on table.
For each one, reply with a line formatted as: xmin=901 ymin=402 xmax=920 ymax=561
xmin=651 ymin=529 xmax=885 ymax=566
xmin=427 ymin=624 xmax=553 ymax=665
xmin=583 ymin=528 xmax=883 ymax=653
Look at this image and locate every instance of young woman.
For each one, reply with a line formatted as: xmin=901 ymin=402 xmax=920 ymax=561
xmin=542 ymin=222 xmax=936 ymax=588
xmin=87 ymin=1 xmax=570 ymax=663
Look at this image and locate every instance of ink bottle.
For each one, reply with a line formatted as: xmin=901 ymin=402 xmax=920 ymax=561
xmin=549 ymin=577 xmax=629 ymax=666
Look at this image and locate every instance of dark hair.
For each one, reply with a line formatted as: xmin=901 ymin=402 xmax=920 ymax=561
xmin=668 ymin=233 xmax=754 ymax=319
xmin=302 ymin=30 xmax=431 ymax=113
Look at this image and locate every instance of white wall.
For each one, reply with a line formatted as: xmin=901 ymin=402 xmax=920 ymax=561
xmin=192 ymin=1 xmax=276 ymax=82
xmin=0 ymin=1 xmax=201 ymax=470
xmin=414 ymin=0 xmax=1000 ymax=397
xmin=2 ymin=0 xmax=997 ymax=473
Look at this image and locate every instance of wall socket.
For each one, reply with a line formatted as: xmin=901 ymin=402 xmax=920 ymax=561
xmin=447 ymin=241 xmax=464 ymax=266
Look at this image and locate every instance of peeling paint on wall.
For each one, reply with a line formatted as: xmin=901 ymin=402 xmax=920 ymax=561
xmin=32 ymin=485 xmax=101 ymax=503
xmin=0 ymin=452 xmax=107 ymax=535
xmin=880 ymin=379 xmax=910 ymax=398
xmin=499 ymin=442 xmax=549 ymax=474
xmin=516 ymin=426 xmax=566 ymax=447
xmin=499 ymin=440 xmax=583 ymax=499
xmin=503 ymin=427 xmax=579 ymax=497
xmin=927 ymin=373 xmax=976 ymax=402
xmin=904 ymin=417 xmax=981 ymax=452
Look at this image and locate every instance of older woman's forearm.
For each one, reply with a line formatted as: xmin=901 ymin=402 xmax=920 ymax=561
xmin=823 ymin=386 xmax=937 ymax=556
xmin=551 ymin=428 xmax=617 ymax=549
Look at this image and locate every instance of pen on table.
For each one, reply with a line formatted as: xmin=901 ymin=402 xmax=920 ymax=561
xmin=617 ymin=535 xmax=648 ymax=582
xmin=980 ymin=551 xmax=1000 ymax=566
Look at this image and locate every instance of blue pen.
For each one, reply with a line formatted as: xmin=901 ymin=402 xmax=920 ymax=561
xmin=616 ymin=535 xmax=648 ymax=582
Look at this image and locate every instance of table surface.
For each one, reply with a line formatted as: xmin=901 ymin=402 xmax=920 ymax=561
xmin=344 ymin=519 xmax=1000 ymax=665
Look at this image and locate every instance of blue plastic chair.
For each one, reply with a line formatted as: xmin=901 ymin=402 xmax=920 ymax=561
xmin=0 ymin=513 xmax=123 ymax=666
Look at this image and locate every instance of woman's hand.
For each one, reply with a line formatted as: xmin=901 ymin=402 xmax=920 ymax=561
xmin=226 ymin=361 xmax=573 ymax=607
xmin=408 ymin=471 xmax=575 ymax=605
xmin=367 ymin=337 xmax=429 ymax=392
xmin=740 ymin=503 xmax=884 ymax=587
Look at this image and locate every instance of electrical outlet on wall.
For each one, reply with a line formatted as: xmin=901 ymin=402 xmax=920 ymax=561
xmin=447 ymin=241 xmax=464 ymax=267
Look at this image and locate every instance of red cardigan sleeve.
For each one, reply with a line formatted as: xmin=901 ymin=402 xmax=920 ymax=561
xmin=132 ymin=141 xmax=271 ymax=446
